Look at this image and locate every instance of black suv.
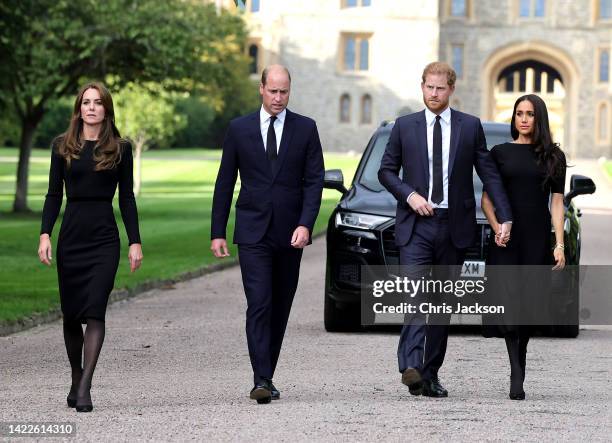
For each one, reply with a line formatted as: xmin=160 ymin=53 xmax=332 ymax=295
xmin=323 ymin=121 xmax=596 ymax=337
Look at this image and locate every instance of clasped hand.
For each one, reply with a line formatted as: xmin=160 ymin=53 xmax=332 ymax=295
xmin=494 ymin=222 xmax=512 ymax=247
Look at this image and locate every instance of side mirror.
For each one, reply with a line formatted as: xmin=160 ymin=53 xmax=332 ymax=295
xmin=324 ymin=169 xmax=348 ymax=195
xmin=564 ymin=174 xmax=596 ymax=205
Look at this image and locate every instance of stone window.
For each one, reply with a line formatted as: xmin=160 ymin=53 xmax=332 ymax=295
xmin=248 ymin=44 xmax=259 ymax=75
xmin=599 ymin=0 xmax=612 ymax=19
xmin=451 ymin=44 xmax=464 ymax=79
xmin=445 ymin=0 xmax=471 ymax=19
xmin=597 ymin=102 xmax=610 ymax=144
xmin=361 ymin=94 xmax=372 ymax=124
xmin=599 ymin=49 xmax=610 ymax=83
xmin=340 ymin=94 xmax=351 ymax=123
xmin=451 ymin=0 xmax=467 ymax=17
xmin=342 ymin=0 xmax=371 ymax=7
xmin=519 ymin=0 xmax=545 ymax=17
xmin=250 ymin=0 xmax=260 ymax=12
xmin=341 ymin=34 xmax=371 ymax=72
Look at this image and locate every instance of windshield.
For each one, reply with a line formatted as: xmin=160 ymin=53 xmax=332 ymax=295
xmin=359 ymin=129 xmax=392 ymax=192
xmin=358 ymin=124 xmax=512 ymax=195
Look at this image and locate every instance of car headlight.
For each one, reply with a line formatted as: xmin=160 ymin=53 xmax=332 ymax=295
xmin=335 ymin=211 xmax=392 ymax=230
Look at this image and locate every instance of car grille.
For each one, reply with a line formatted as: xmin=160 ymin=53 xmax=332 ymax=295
xmin=333 ymin=252 xmax=365 ymax=286
xmin=381 ymin=223 xmax=491 ymax=264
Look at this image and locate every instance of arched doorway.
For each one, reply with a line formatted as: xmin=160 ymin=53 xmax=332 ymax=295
xmin=494 ymin=60 xmax=566 ymax=145
xmin=481 ymin=42 xmax=579 ymax=156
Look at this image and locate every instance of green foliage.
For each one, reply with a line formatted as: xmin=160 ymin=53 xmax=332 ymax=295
xmin=34 ymin=99 xmax=72 ymax=148
xmin=0 ymin=109 xmax=20 ymax=147
xmin=114 ymin=82 xmax=186 ymax=150
xmin=171 ymin=96 xmax=216 ymax=148
xmin=605 ymin=161 xmax=612 ymax=180
xmin=0 ymin=0 xmax=250 ymax=114
xmin=0 ymin=0 xmax=252 ymax=209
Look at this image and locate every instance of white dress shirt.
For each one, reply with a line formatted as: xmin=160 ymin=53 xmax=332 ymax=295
xmin=260 ymin=106 xmax=286 ymax=153
xmin=424 ymin=106 xmax=451 ymax=208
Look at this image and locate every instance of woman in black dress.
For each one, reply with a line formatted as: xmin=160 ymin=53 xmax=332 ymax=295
xmin=481 ymin=94 xmax=566 ymax=400
xmin=37 ymin=82 xmax=143 ymax=412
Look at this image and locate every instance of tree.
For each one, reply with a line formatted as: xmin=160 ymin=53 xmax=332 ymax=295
xmin=172 ymin=96 xmax=217 ymax=148
xmin=114 ymin=83 xmax=186 ymax=195
xmin=0 ymin=0 xmax=249 ymax=211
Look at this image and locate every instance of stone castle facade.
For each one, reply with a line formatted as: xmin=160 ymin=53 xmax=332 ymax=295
xmin=224 ymin=0 xmax=612 ymax=158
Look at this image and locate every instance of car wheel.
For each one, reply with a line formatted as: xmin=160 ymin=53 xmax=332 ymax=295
xmin=324 ymin=292 xmax=360 ymax=332
xmin=552 ymin=324 xmax=579 ymax=338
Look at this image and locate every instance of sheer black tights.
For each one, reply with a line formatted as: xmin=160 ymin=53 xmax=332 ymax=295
xmin=63 ymin=319 xmax=105 ymax=405
xmin=504 ymin=330 xmax=530 ymax=396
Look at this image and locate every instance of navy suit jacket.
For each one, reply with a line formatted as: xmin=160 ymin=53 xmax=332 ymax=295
xmin=211 ymin=109 xmax=325 ymax=245
xmin=378 ymin=109 xmax=512 ymax=249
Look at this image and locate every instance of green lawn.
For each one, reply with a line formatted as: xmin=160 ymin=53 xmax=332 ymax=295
xmin=0 ymin=147 xmax=360 ymax=324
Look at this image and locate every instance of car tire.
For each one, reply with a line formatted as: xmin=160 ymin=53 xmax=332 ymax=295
xmin=552 ymin=324 xmax=579 ymax=338
xmin=324 ymin=292 xmax=360 ymax=332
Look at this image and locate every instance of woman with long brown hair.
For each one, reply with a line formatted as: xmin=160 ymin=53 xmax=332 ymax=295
xmin=38 ymin=82 xmax=143 ymax=412
xmin=481 ymin=94 xmax=566 ymax=400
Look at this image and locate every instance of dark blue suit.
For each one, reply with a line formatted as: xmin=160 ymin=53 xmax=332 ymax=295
xmin=378 ymin=109 xmax=512 ymax=380
xmin=211 ymin=108 xmax=324 ymax=383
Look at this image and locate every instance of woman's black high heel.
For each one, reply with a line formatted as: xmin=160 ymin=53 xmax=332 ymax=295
xmin=66 ymin=392 xmax=77 ymax=408
xmin=67 ymin=380 xmax=79 ymax=407
xmin=505 ymin=335 xmax=526 ymax=400
xmin=75 ymin=385 xmax=93 ymax=412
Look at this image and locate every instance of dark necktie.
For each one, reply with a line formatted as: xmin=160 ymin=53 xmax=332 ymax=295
xmin=431 ymin=115 xmax=443 ymax=204
xmin=266 ymin=115 xmax=277 ymax=164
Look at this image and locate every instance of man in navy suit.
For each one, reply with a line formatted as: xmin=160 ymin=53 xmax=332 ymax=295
xmin=211 ymin=65 xmax=324 ymax=404
xmin=378 ymin=62 xmax=512 ymax=398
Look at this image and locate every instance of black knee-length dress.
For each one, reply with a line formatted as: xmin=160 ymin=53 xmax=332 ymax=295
xmin=482 ymin=142 xmax=565 ymax=336
xmin=40 ymin=139 xmax=141 ymax=323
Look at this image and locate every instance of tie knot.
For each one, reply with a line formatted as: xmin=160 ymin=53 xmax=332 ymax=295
xmin=435 ymin=115 xmax=441 ymax=122
xmin=270 ymin=115 xmax=277 ymax=124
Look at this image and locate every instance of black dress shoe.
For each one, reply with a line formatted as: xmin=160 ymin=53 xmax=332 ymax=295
xmin=401 ymin=367 xmax=423 ymax=396
xmin=270 ymin=382 xmax=280 ymax=400
xmin=422 ymin=377 xmax=448 ymax=398
xmin=509 ymin=391 xmax=526 ymax=400
xmin=250 ymin=381 xmax=272 ymax=404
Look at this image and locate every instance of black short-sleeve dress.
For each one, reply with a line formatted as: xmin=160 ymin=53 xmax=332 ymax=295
xmin=40 ymin=139 xmax=141 ymax=323
xmin=482 ymin=142 xmax=566 ymax=336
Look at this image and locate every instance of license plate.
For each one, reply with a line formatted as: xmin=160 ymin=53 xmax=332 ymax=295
xmin=461 ymin=260 xmax=485 ymax=278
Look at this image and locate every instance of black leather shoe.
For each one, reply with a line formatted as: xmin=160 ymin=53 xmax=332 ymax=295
xmin=422 ymin=376 xmax=448 ymax=398
xmin=401 ymin=367 xmax=423 ymax=396
xmin=270 ymin=381 xmax=280 ymax=400
xmin=509 ymin=391 xmax=526 ymax=400
xmin=75 ymin=386 xmax=93 ymax=412
xmin=250 ymin=381 xmax=272 ymax=404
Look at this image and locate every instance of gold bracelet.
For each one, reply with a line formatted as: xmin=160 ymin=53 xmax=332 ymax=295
xmin=554 ymin=243 xmax=565 ymax=250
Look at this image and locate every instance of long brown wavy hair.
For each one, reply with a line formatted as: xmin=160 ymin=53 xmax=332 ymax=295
xmin=57 ymin=82 xmax=123 ymax=170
